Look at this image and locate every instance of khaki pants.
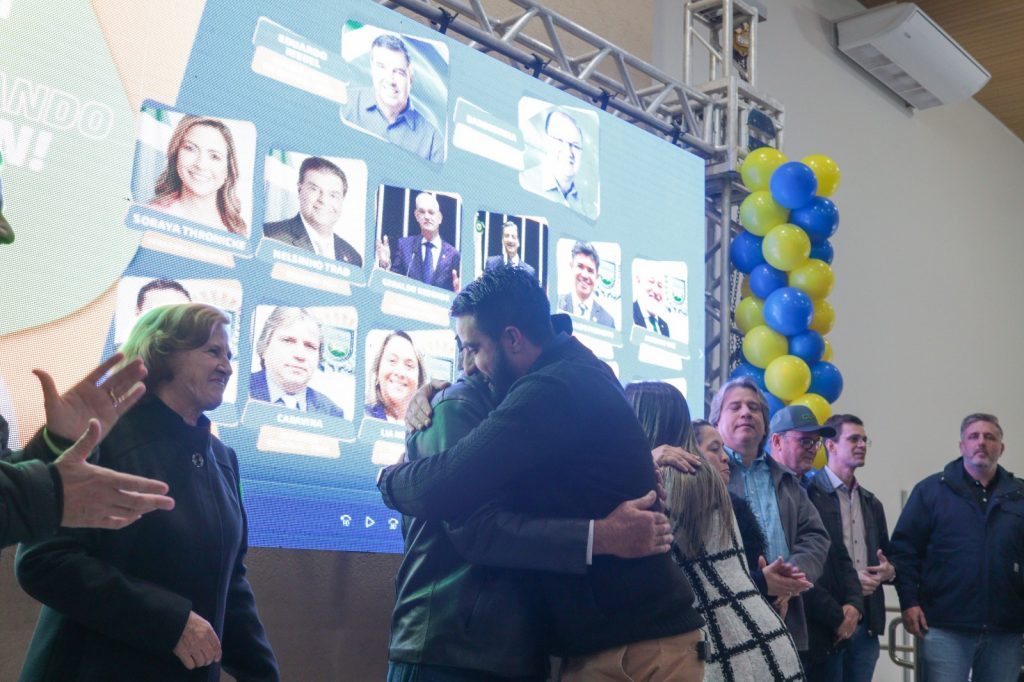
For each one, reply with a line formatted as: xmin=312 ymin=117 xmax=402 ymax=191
xmin=561 ymin=629 xmax=704 ymax=682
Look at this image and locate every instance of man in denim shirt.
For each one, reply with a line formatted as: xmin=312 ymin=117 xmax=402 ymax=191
xmin=710 ymin=378 xmax=830 ymax=651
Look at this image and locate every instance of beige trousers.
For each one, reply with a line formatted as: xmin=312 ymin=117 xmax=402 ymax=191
xmin=561 ymin=629 xmax=705 ymax=682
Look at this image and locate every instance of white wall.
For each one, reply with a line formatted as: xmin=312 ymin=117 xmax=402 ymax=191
xmin=652 ymin=1 xmax=1024 ymax=680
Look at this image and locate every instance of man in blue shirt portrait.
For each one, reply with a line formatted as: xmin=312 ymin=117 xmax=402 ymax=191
xmin=342 ymin=33 xmax=445 ymax=164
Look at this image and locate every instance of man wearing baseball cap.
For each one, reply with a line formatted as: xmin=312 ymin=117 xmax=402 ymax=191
xmin=733 ymin=403 xmax=832 ymax=652
xmin=771 ymin=407 xmax=866 ymax=681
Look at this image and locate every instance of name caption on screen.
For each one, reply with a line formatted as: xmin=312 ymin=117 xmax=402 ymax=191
xmin=277 ymin=33 xmax=327 ymax=69
xmin=381 ymin=274 xmax=451 ymax=302
xmin=277 ymin=412 xmax=324 ymax=429
xmin=133 ymin=212 xmax=246 ymax=251
xmin=273 ymin=248 xmax=351 ymax=277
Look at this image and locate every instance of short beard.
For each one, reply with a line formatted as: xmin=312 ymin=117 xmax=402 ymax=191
xmin=488 ymin=346 xmax=517 ymax=401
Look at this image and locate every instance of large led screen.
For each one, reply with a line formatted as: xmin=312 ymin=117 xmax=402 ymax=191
xmin=0 ymin=0 xmax=705 ymax=553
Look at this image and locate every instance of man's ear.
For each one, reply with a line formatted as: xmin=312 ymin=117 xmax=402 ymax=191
xmin=501 ymin=326 xmax=525 ymax=354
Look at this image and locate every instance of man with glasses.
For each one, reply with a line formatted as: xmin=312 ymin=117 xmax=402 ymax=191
xmin=263 ymin=156 xmax=363 ymax=266
xmin=805 ymin=414 xmax=893 ymax=682
xmin=377 ymin=191 xmax=461 ymax=291
xmin=522 ymin=108 xmax=594 ymax=217
xmin=711 ymin=382 xmax=830 ymax=653
xmin=801 ymin=413 xmax=896 ymax=681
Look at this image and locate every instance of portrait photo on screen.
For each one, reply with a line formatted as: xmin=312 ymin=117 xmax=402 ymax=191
xmin=129 ymin=105 xmax=257 ymax=238
xmin=248 ymin=304 xmax=357 ymax=421
xmin=339 ymin=22 xmax=449 ymax=164
xmin=262 ymin=150 xmax=367 ymax=267
xmin=113 ymin=276 xmax=243 ymax=404
xmin=555 ymin=238 xmax=622 ymax=331
xmin=475 ymin=210 xmax=548 ymax=286
xmin=363 ymin=328 xmax=455 ymax=425
xmin=374 ymin=185 xmax=462 ymax=292
xmin=631 ymin=258 xmax=689 ymax=344
xmin=518 ymin=97 xmax=600 ymax=220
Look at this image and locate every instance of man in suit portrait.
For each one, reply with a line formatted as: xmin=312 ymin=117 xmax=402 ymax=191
xmin=557 ymin=240 xmax=614 ymax=328
xmin=632 ymin=262 xmax=670 ymax=337
xmin=376 ymin=191 xmax=461 ymax=291
xmin=263 ymin=156 xmax=363 ymax=266
xmin=249 ymin=306 xmax=345 ymax=419
xmin=485 ymin=220 xmax=536 ymax=279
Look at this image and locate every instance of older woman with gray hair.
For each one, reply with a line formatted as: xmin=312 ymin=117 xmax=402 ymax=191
xmin=17 ymin=303 xmax=278 ymax=682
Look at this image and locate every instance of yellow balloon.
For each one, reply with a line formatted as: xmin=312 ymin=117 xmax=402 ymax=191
xmin=789 ymin=392 xmax=833 ymax=425
xmin=739 ymin=191 xmax=790 ymax=237
xmin=789 ymin=258 xmax=835 ymax=300
xmin=735 ymin=296 xmax=765 ymax=334
xmin=741 ymin=147 xmax=788 ymax=192
xmin=740 ymin=275 xmax=752 ymax=299
xmin=762 ymin=223 xmax=811 ymax=272
xmin=809 ymin=298 xmax=836 ymax=335
xmin=742 ymin=325 xmax=788 ymax=369
xmin=764 ymin=355 xmax=812 ymax=401
xmin=822 ymin=338 xmax=833 ymax=362
xmin=802 ymin=154 xmax=841 ymax=197
xmin=812 ymin=444 xmax=827 ymax=470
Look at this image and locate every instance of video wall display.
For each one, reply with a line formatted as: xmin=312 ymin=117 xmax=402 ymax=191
xmin=0 ymin=0 xmax=705 ymax=553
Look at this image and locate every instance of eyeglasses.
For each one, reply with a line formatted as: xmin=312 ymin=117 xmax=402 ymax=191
xmin=845 ymin=436 xmax=872 ymax=446
xmin=547 ymin=134 xmax=582 ymax=154
xmin=786 ymin=433 xmax=821 ymax=449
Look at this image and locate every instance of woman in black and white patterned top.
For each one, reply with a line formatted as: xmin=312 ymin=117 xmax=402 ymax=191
xmin=626 ymin=381 xmax=805 ymax=682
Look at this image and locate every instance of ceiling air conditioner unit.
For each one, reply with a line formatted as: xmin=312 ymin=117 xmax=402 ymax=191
xmin=835 ymin=3 xmax=990 ymax=109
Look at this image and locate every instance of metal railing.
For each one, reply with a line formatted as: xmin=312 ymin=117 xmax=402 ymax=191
xmin=885 ymin=607 xmax=919 ymax=680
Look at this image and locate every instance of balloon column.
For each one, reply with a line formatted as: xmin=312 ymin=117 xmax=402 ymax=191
xmin=731 ymin=149 xmax=844 ymax=468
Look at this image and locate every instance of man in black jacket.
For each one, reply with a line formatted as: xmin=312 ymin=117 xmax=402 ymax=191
xmin=387 ymin=318 xmax=674 ymax=681
xmin=891 ymin=413 xmax=1024 ymax=682
xmin=379 ymin=266 xmax=705 ymax=681
xmin=807 ymin=414 xmax=894 ymax=682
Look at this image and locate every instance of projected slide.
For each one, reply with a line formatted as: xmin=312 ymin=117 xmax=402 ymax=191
xmin=0 ymin=0 xmax=705 ymax=553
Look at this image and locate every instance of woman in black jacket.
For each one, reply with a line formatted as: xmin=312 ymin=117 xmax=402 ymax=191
xmin=17 ymin=303 xmax=278 ymax=681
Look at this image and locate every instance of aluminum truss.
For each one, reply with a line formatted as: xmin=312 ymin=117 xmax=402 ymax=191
xmin=374 ymin=0 xmax=785 ymax=410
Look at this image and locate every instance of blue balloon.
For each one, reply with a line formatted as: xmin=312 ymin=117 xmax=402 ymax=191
xmin=765 ymin=391 xmax=786 ymax=419
xmin=788 ymin=330 xmax=825 ymax=364
xmin=730 ymin=362 xmax=767 ymax=391
xmin=770 ymin=162 xmax=818 ymax=209
xmin=790 ymin=197 xmax=839 ymax=245
xmin=809 ymin=361 xmax=844 ymax=403
xmin=810 ymin=240 xmax=834 ymax=265
xmin=750 ymin=263 xmax=788 ymax=299
xmin=729 ymin=230 xmax=765 ymax=274
xmin=762 ymin=286 xmax=814 ymax=336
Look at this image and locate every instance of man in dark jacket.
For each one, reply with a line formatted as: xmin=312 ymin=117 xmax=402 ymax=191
xmin=388 ymin=319 xmax=674 ymax=681
xmin=2 ymin=355 xmax=175 ymax=549
xmin=806 ymin=414 xmax=894 ymax=682
xmin=890 ymin=413 xmax=1024 ymax=682
xmin=379 ymin=266 xmax=705 ymax=681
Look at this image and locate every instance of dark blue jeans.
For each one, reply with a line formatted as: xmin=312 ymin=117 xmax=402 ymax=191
xmin=802 ymin=624 xmax=880 ymax=682
xmin=919 ymin=626 xmax=1024 ymax=682
xmin=839 ymin=623 xmax=880 ymax=682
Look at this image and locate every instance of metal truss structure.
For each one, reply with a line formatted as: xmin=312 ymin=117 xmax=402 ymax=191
xmin=375 ymin=0 xmax=785 ymax=410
